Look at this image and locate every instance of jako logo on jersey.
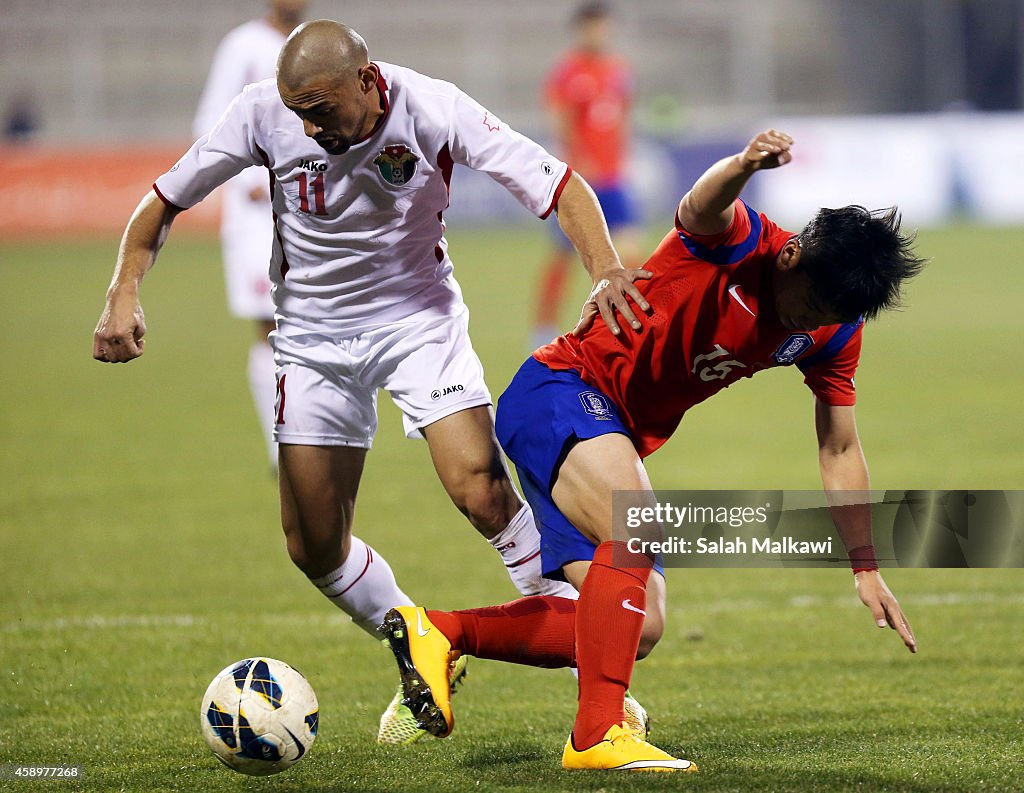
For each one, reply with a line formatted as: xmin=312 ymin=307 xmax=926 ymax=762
xmin=579 ymin=391 xmax=613 ymax=419
xmin=430 ymin=384 xmax=465 ymax=401
xmin=542 ymin=161 xmax=554 ymax=176
xmin=373 ymin=144 xmax=419 ymax=186
xmin=772 ymin=333 xmax=814 ymax=365
xmin=299 ymin=158 xmax=327 ymax=172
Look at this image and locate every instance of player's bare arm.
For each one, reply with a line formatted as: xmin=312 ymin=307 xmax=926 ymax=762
xmin=555 ymin=172 xmax=650 ymax=336
xmin=93 ymin=190 xmax=180 ymax=363
xmin=815 ymin=400 xmax=917 ymax=653
xmin=677 ymin=129 xmax=794 ymax=235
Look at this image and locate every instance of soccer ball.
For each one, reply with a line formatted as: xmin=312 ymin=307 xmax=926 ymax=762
xmin=200 ymin=657 xmax=319 ymax=776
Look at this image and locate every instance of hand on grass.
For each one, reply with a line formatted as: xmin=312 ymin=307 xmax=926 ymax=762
xmin=855 ymin=570 xmax=917 ymax=653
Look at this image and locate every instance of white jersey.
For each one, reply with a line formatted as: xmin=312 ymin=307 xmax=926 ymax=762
xmin=157 ymin=62 xmax=571 ymax=337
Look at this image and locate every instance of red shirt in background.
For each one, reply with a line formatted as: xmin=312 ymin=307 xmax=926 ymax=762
xmin=545 ymin=50 xmax=633 ymax=187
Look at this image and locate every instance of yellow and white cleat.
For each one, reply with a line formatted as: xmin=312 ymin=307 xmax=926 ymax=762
xmin=377 ymin=653 xmax=468 ymax=745
xmin=562 ymin=723 xmax=697 ymax=772
xmin=379 ymin=607 xmax=457 ymax=739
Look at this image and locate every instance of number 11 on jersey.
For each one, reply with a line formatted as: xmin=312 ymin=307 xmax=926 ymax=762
xmin=298 ymin=172 xmax=327 ymax=216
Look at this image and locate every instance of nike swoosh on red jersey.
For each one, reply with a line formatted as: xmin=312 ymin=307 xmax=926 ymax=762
xmin=728 ymin=284 xmax=756 ymax=317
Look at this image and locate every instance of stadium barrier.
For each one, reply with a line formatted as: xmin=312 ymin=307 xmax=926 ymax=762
xmin=3 ymin=112 xmax=1022 ymax=239
xmin=759 ymin=111 xmax=1024 ymax=227
xmin=0 ymin=144 xmax=219 ymax=239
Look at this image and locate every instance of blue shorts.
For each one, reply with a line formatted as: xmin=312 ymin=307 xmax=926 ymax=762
xmin=552 ymin=183 xmax=637 ymax=250
xmin=495 ymin=357 xmax=663 ymax=580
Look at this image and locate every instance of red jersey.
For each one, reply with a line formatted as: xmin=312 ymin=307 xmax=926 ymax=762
xmin=535 ymin=200 xmax=863 ymax=457
xmin=545 ymin=50 xmax=632 ymax=186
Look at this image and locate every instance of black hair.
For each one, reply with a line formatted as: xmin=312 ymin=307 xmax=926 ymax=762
xmin=796 ymin=205 xmax=926 ymax=321
xmin=574 ymin=1 xmax=611 ymax=24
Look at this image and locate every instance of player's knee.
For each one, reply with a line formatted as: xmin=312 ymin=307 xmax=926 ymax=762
xmin=636 ymin=612 xmax=664 ymax=660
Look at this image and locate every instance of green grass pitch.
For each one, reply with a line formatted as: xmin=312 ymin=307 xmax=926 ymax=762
xmin=2 ymin=222 xmax=1023 ymax=792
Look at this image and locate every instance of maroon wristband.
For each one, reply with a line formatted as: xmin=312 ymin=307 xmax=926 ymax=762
xmin=848 ymin=544 xmax=879 ymax=574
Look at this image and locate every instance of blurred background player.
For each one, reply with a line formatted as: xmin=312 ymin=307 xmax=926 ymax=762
xmin=3 ymin=92 xmax=40 ymax=143
xmin=193 ymin=0 xmax=310 ymax=469
xmin=532 ymin=1 xmax=642 ymax=348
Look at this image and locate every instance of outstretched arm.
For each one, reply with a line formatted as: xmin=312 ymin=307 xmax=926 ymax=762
xmin=815 ymin=400 xmax=917 ymax=654
xmin=677 ymin=129 xmax=793 ymax=235
xmin=93 ymin=190 xmax=180 ymax=363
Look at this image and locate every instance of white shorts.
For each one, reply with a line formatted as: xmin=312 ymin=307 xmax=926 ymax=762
xmin=220 ymin=198 xmax=275 ymax=320
xmin=270 ymin=306 xmax=491 ymax=447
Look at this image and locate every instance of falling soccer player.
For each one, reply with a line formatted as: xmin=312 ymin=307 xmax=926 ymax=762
xmin=380 ymin=128 xmax=924 ymax=772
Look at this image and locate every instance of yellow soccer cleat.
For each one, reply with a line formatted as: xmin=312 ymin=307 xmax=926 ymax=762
xmin=379 ymin=607 xmax=456 ymax=738
xmin=377 ymin=654 xmax=468 ymax=745
xmin=562 ymin=723 xmax=697 ymax=772
xmin=623 ymin=691 xmax=650 ymax=739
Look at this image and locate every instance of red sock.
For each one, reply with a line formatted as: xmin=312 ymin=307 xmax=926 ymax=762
xmin=427 ymin=595 xmax=576 ymax=668
xmin=535 ymin=252 xmax=573 ymax=327
xmin=572 ymin=541 xmax=653 ymax=750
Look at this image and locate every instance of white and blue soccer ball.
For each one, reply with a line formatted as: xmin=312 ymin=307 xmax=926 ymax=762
xmin=200 ymin=657 xmax=319 ymax=776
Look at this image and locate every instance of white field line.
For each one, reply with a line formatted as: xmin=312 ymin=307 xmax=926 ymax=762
xmin=3 ymin=591 xmax=1021 ymax=633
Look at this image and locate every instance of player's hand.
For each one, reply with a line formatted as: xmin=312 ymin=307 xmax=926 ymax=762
xmin=93 ymin=289 xmax=147 ymax=363
xmin=572 ymin=268 xmax=652 ymax=337
xmin=739 ymin=129 xmax=793 ymax=172
xmin=854 ymin=570 xmax=917 ymax=653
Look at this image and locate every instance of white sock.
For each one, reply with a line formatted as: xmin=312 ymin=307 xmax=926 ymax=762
xmin=247 ymin=340 xmax=278 ymax=468
xmin=309 ymin=536 xmax=414 ymax=638
xmin=488 ymin=503 xmax=579 ymax=600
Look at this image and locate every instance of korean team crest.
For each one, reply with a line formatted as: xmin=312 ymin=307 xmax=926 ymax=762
xmin=373 ymin=144 xmax=419 ymax=186
xmin=771 ymin=333 xmax=814 ymax=365
xmin=579 ymin=391 xmax=613 ymax=420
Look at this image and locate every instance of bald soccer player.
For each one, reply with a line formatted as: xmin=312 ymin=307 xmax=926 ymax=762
xmin=94 ymin=20 xmax=650 ymax=745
